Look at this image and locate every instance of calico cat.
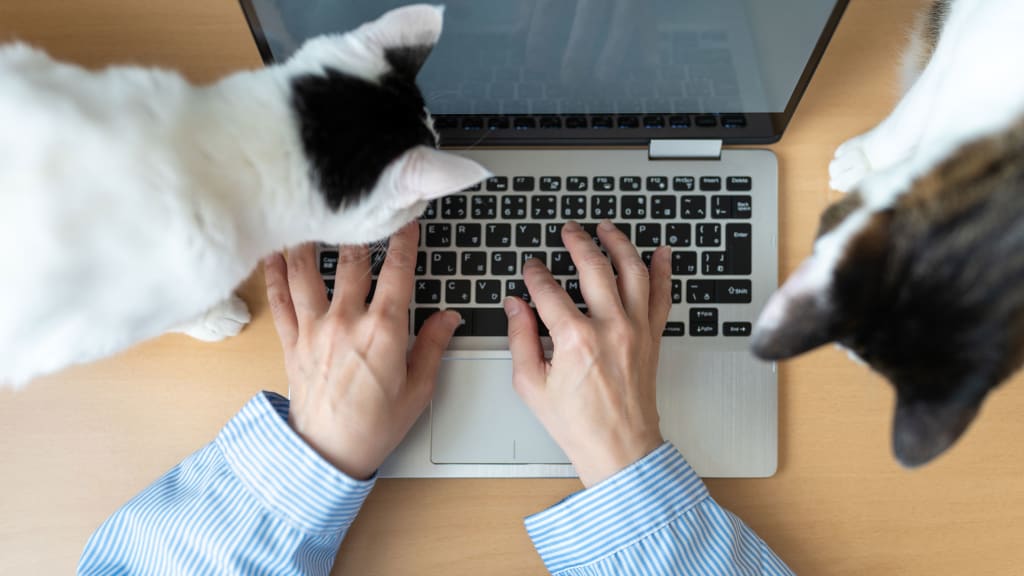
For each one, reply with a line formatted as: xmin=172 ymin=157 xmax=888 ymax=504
xmin=0 ymin=5 xmax=489 ymax=388
xmin=751 ymin=0 xmax=1024 ymax=467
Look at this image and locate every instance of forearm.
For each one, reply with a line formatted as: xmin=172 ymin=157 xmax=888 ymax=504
xmin=78 ymin=392 xmax=374 ymax=576
xmin=525 ymin=443 xmax=793 ymax=576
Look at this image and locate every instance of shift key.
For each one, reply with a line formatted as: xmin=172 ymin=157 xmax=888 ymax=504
xmin=726 ymin=224 xmax=752 ymax=275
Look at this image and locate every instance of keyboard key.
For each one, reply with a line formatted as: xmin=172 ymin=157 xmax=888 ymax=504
xmin=370 ymin=251 xmax=386 ymax=275
xmin=594 ymin=176 xmax=615 ymax=191
xmin=673 ymin=176 xmax=695 ymax=191
xmin=455 ymin=223 xmax=481 ymax=247
xmin=702 ymin=251 xmax=729 ymax=275
xmin=700 ymin=176 xmax=722 ymax=191
xmin=562 ymin=196 xmax=587 ymax=219
xmin=621 ymin=196 xmax=647 ymax=219
xmin=491 ymin=251 xmax=517 ymax=275
xmin=320 ymin=251 xmax=339 ymax=275
xmin=696 ymin=223 xmax=721 ymax=247
xmin=672 ymin=251 xmax=698 ymax=275
xmin=666 ymin=223 xmax=691 ymax=247
xmin=723 ymin=322 xmax=752 ymax=336
xmin=486 ymin=176 xmax=508 ymax=192
xmin=618 ymin=116 xmax=640 ymax=128
xmin=712 ymin=196 xmax=733 ymax=219
xmin=431 ymin=252 xmax=457 ymax=275
xmin=643 ymin=115 xmax=664 ymax=128
xmin=324 ymin=279 xmax=334 ymax=301
xmin=651 ymin=195 xmax=677 ymax=219
xmin=505 ymin=279 xmax=530 ymax=301
xmin=445 ymin=279 xmax=471 ymax=304
xmin=717 ymin=280 xmax=752 ymax=303
xmin=471 ymin=308 xmax=509 ymax=336
xmin=513 ymin=176 xmax=535 ymax=191
xmin=461 ymin=251 xmax=487 ymax=275
xmin=726 ymin=176 xmax=752 ymax=191
xmin=646 ymin=176 xmax=668 ymax=191
xmin=421 ymin=200 xmax=438 ymax=219
xmin=687 ymin=280 xmax=717 ymax=304
xmin=726 ymin=223 xmax=752 ymax=275
xmin=591 ymin=116 xmax=613 ymax=129
xmin=565 ymin=279 xmax=584 ymax=304
xmin=672 ymin=279 xmax=682 ymax=304
xmin=414 ymin=308 xmax=439 ymax=334
xmin=531 ymin=195 xmax=558 ymax=219
xmin=515 ymin=223 xmax=542 ymax=247
xmin=551 ymin=251 xmax=577 ymax=275
xmin=471 ymin=195 xmax=497 ymax=219
xmin=669 ymin=115 xmax=691 ymax=128
xmin=501 ymin=195 xmax=527 ymax=219
xmin=475 ymin=279 xmax=502 ymax=304
xmin=690 ymin=308 xmax=719 ymax=336
xmin=415 ymin=280 xmax=441 ymax=304
xmin=734 ymin=196 xmax=752 ymax=219
xmin=521 ymin=251 xmax=547 ymax=269
xmin=591 ymin=195 xmax=617 ymax=219
xmin=415 ymin=251 xmax=427 ymax=275
xmin=540 ymin=176 xmax=562 ymax=191
xmin=485 ymin=223 xmax=512 ymax=247
xmin=681 ymin=196 xmax=706 ymax=219
xmin=545 ymin=223 xmax=564 ymax=247
xmin=425 ymin=223 xmax=451 ymax=247
xmin=640 ymin=251 xmax=654 ymax=267
xmin=441 ymin=195 xmax=467 ymax=219
xmin=619 ymin=176 xmax=641 ymax=191
xmin=567 ymin=176 xmax=588 ymax=191
xmin=636 ymin=223 xmax=662 ymax=247
xmin=449 ymin=308 xmax=473 ymax=337
xmin=663 ymin=322 xmax=685 ymax=337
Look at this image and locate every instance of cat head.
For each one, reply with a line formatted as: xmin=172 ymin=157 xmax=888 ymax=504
xmin=284 ymin=5 xmax=490 ymax=244
xmin=751 ymin=125 xmax=1024 ymax=468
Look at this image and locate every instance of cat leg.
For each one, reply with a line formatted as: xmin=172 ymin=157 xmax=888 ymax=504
xmin=174 ymin=293 xmax=252 ymax=342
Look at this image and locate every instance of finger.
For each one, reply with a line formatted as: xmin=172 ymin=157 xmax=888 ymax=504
xmin=561 ymin=221 xmax=624 ymax=318
xmin=596 ymin=220 xmax=649 ymax=322
xmin=330 ymin=245 xmax=372 ymax=317
xmin=264 ymin=253 xmax=298 ymax=348
xmin=407 ymin=310 xmax=461 ymax=395
xmin=522 ymin=258 xmax=582 ymax=338
xmin=648 ymin=246 xmax=673 ymax=343
xmin=371 ymin=221 xmax=419 ymax=317
xmin=503 ymin=296 xmax=546 ymax=398
xmin=285 ymin=243 xmax=329 ymax=323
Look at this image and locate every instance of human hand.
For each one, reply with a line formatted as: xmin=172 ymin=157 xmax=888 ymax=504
xmin=264 ymin=222 xmax=460 ymax=480
xmin=504 ymin=220 xmax=672 ymax=488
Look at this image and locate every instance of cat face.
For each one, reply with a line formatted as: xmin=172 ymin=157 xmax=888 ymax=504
xmin=285 ymin=5 xmax=490 ymax=245
xmin=751 ymin=125 xmax=1024 ymax=468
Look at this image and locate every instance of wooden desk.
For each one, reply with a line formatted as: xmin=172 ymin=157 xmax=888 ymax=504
xmin=2 ymin=1 xmax=1022 ymax=574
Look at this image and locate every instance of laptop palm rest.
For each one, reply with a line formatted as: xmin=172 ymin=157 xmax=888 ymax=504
xmin=430 ymin=358 xmax=569 ymax=464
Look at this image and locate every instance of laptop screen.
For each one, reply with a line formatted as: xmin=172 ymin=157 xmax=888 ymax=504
xmin=239 ymin=0 xmax=848 ymax=145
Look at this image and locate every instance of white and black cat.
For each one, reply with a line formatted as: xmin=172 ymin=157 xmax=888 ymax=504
xmin=752 ymin=0 xmax=1024 ymax=467
xmin=0 ymin=5 xmax=489 ymax=387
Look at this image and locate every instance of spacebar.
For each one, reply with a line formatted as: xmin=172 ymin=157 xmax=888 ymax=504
xmin=470 ymin=308 xmax=509 ymax=336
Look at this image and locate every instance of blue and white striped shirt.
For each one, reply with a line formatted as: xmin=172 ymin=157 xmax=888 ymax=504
xmin=79 ymin=392 xmax=793 ymax=575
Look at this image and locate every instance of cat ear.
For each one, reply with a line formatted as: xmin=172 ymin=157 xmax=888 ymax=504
xmin=360 ymin=4 xmax=444 ymax=78
xmin=387 ymin=146 xmax=492 ymax=209
xmin=892 ymin=396 xmax=980 ymax=467
xmin=750 ymin=256 xmax=842 ymax=359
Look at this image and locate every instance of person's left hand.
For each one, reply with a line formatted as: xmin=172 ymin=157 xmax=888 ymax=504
xmin=264 ymin=221 xmax=460 ymax=480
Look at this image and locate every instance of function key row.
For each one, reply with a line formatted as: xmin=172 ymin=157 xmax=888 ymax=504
xmin=470 ymin=175 xmax=754 ymax=193
xmin=424 ymin=194 xmax=751 ymax=221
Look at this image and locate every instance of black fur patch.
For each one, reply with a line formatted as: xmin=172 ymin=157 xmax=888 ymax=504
xmin=385 ymin=45 xmax=435 ymax=81
xmin=290 ymin=66 xmax=435 ymax=211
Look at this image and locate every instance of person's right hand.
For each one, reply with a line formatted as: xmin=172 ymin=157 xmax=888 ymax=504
xmin=504 ymin=220 xmax=673 ymax=488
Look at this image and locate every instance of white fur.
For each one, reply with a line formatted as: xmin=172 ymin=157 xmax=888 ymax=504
xmin=764 ymin=0 xmax=1024 ymax=328
xmin=0 ymin=5 xmax=489 ymax=388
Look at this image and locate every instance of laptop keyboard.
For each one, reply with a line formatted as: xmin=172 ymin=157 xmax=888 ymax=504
xmin=319 ymin=172 xmax=756 ymax=341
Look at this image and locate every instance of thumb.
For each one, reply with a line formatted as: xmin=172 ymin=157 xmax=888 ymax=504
xmin=407 ymin=310 xmax=461 ymax=393
xmin=503 ymin=297 xmax=546 ymax=398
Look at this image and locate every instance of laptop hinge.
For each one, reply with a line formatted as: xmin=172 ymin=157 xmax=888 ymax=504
xmin=648 ymin=139 xmax=723 ymax=160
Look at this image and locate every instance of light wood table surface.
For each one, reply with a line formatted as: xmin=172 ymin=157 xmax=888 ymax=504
xmin=2 ymin=1 xmax=1023 ymax=574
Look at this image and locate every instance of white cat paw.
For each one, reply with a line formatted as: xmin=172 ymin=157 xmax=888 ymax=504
xmin=829 ymin=135 xmax=874 ymax=193
xmin=181 ymin=294 xmax=252 ymax=342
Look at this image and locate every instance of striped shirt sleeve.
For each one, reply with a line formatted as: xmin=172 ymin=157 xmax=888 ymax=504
xmin=78 ymin=391 xmax=374 ymax=576
xmin=524 ymin=443 xmax=794 ymax=575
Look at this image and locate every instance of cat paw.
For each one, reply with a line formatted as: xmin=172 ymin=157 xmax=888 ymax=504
xmin=181 ymin=294 xmax=252 ymax=342
xmin=829 ymin=135 xmax=874 ymax=193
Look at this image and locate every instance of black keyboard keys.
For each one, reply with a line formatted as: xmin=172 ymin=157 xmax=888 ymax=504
xmin=471 ymin=195 xmax=497 ymax=219
xmin=562 ymin=196 xmax=587 ymax=219
xmin=651 ymin=195 xmax=676 ymax=219
xmin=415 ymin=280 xmax=441 ymax=304
xmin=445 ymin=280 xmax=471 ymax=304
xmin=486 ymin=223 xmax=512 ymax=247
xmin=532 ymin=195 xmax=558 ymax=219
xmin=441 ymin=196 xmax=467 ymax=219
xmin=726 ymin=223 xmax=752 ymax=275
xmin=491 ymin=251 xmax=517 ymax=275
xmin=666 ymin=223 xmax=691 ymax=247
xmin=455 ymin=223 xmax=481 ymax=247
xmin=591 ymin=196 xmax=617 ymax=219
xmin=515 ymin=223 xmax=542 ymax=247
xmin=425 ymin=223 xmax=451 ymax=247
xmin=681 ymin=196 xmax=706 ymax=219
xmin=540 ymin=176 xmax=562 ymax=192
xmin=431 ymin=252 xmax=457 ymax=275
xmin=690 ymin=308 xmax=718 ymax=336
xmin=550 ymin=251 xmax=576 ymax=275
xmin=636 ymin=223 xmax=662 ymax=247
xmin=461 ymin=251 xmax=487 ymax=275
xmin=502 ymin=195 xmax=527 ymax=219
xmin=475 ymin=280 xmax=502 ymax=304
xmin=621 ymin=196 xmax=647 ymax=219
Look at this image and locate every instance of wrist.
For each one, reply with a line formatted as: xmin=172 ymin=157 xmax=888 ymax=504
xmin=289 ymin=416 xmax=378 ymax=481
xmin=572 ymin=433 xmax=664 ymax=488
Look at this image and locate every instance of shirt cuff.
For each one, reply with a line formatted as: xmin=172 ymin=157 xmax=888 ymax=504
xmin=524 ymin=443 xmax=708 ymax=574
xmin=215 ymin=391 xmax=376 ymax=535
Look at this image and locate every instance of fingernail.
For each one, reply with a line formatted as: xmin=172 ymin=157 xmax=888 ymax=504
xmin=445 ymin=310 xmax=463 ymax=329
xmin=503 ymin=297 xmax=521 ymax=317
xmin=599 ymin=219 xmax=616 ymax=231
xmin=263 ymin=253 xmax=279 ymax=266
xmin=562 ymin=221 xmax=580 ymax=232
xmin=523 ymin=258 xmax=540 ymax=270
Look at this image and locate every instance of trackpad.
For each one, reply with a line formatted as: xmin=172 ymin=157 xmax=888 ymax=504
xmin=430 ymin=358 xmax=569 ymax=464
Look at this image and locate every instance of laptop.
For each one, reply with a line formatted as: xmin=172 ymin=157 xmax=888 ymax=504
xmin=238 ymin=0 xmax=849 ymax=478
